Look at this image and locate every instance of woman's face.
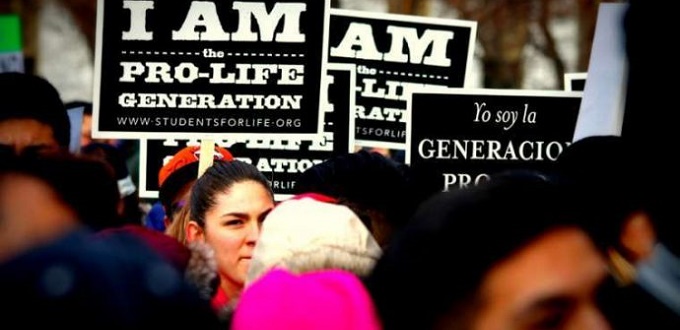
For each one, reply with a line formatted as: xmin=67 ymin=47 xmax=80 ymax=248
xmin=201 ymin=180 xmax=274 ymax=296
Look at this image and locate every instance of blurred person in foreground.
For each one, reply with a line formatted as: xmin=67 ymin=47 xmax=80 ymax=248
xmin=580 ymin=0 xmax=680 ymax=329
xmin=555 ymin=135 xmax=680 ymax=328
xmin=0 ymin=214 xmax=221 ymax=329
xmin=94 ymin=223 xmax=221 ymax=319
xmin=0 ymin=151 xmax=122 ymax=261
xmin=0 ymin=152 xmax=222 ymax=328
xmin=366 ymin=170 xmax=611 ymax=330
xmin=0 ymin=154 xmax=80 ymax=263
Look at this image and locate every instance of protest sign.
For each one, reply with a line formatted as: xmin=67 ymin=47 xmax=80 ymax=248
xmin=93 ymin=0 xmax=330 ymax=139
xmin=329 ymin=9 xmax=477 ymax=149
xmin=407 ymin=88 xmax=581 ymax=191
xmin=139 ymin=63 xmax=355 ymax=200
xmin=573 ymin=3 xmax=628 ymax=141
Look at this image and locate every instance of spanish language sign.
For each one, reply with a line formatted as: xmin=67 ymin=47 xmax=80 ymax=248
xmin=140 ymin=63 xmax=355 ymax=199
xmin=328 ymin=9 xmax=477 ymax=149
xmin=94 ymin=0 xmax=330 ymax=139
xmin=407 ymin=89 xmax=581 ymax=192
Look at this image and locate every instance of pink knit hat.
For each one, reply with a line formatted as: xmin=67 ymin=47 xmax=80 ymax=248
xmin=232 ymin=269 xmax=382 ymax=330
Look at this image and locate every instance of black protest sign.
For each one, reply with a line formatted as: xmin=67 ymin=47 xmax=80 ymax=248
xmin=139 ymin=64 xmax=355 ymax=200
xmin=94 ymin=0 xmax=330 ymax=140
xmin=564 ymin=73 xmax=587 ymax=92
xmin=407 ymin=89 xmax=581 ymax=192
xmin=328 ymin=9 xmax=477 ymax=150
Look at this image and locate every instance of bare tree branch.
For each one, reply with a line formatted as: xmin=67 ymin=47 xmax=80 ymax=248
xmin=531 ymin=0 xmax=566 ymax=89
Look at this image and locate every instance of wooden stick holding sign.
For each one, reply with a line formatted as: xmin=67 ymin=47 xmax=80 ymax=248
xmin=197 ymin=139 xmax=215 ymax=178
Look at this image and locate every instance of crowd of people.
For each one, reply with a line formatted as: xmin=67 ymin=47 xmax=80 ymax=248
xmin=1 ymin=1 xmax=678 ymax=329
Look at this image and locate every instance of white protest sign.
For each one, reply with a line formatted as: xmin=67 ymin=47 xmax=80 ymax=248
xmin=572 ymin=3 xmax=628 ymax=142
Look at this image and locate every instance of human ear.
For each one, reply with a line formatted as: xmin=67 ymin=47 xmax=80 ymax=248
xmin=185 ymin=220 xmax=205 ymax=243
xmin=620 ymin=211 xmax=657 ymax=263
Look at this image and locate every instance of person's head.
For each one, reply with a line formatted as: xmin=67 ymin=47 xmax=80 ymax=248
xmin=555 ymin=135 xmax=660 ymax=263
xmin=0 ymin=154 xmax=80 ymax=263
xmin=186 ymin=160 xmax=275 ymax=299
xmin=81 ymin=142 xmax=141 ymax=226
xmin=246 ymin=196 xmax=382 ymax=286
xmin=366 ymin=170 xmax=610 ymax=330
xmin=621 ymin=2 xmax=680 ymax=257
xmin=296 ymin=150 xmax=436 ymax=248
xmin=0 ymin=72 xmax=70 ymax=156
xmin=158 ymin=145 xmax=234 ymax=227
xmin=233 ymin=269 xmax=381 ymax=330
xmin=0 ymin=226 xmax=222 ymax=329
xmin=0 ymin=151 xmax=122 ymax=235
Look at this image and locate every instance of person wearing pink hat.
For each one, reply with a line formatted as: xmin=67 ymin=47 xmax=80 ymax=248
xmin=232 ymin=268 xmax=382 ymax=330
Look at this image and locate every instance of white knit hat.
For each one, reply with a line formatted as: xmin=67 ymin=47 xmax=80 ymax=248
xmin=246 ymin=197 xmax=382 ymax=286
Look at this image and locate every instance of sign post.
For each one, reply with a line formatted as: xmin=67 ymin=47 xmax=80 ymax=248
xmin=198 ymin=139 xmax=215 ymax=178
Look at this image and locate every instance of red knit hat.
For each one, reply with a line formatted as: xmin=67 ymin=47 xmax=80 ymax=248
xmin=158 ymin=145 xmax=233 ymax=212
